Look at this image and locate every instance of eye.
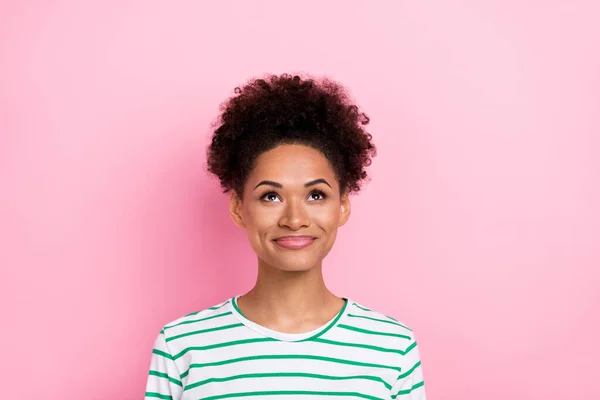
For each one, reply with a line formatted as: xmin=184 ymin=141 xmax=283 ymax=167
xmin=308 ymin=190 xmax=327 ymax=201
xmin=260 ymin=192 xmax=281 ymax=202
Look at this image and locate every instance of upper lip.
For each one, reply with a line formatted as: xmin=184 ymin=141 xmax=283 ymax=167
xmin=273 ymin=235 xmax=317 ymax=241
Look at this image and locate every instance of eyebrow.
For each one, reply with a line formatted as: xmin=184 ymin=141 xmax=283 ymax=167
xmin=253 ymin=178 xmax=332 ymax=190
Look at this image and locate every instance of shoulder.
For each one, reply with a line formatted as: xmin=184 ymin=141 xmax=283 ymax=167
xmin=345 ymin=299 xmax=416 ymax=341
xmin=158 ymin=298 xmax=234 ymax=340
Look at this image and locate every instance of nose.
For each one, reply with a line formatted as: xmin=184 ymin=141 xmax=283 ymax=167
xmin=278 ymin=198 xmax=310 ymax=231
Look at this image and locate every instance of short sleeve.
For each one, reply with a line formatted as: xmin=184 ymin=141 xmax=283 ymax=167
xmin=144 ymin=330 xmax=184 ymax=400
xmin=390 ymin=334 xmax=426 ymax=399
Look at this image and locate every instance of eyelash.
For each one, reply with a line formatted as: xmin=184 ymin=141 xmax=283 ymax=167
xmin=260 ymin=189 xmax=328 ymax=202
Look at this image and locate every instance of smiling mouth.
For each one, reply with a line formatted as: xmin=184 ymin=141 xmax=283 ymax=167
xmin=273 ymin=236 xmax=317 ymax=250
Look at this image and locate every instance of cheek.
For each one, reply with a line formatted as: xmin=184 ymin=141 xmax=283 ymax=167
xmin=312 ymin=203 xmax=341 ymax=227
xmin=242 ymin=204 xmax=278 ymax=241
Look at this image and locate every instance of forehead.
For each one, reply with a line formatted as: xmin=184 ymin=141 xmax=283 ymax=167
xmin=248 ymin=144 xmax=337 ymax=185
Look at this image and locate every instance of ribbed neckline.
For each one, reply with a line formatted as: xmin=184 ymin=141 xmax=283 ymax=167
xmin=229 ymin=295 xmax=349 ymax=342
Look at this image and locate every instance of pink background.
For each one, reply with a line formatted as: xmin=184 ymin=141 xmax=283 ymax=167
xmin=1 ymin=1 xmax=599 ymax=399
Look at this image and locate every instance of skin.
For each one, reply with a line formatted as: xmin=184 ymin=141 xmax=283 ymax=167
xmin=228 ymin=143 xmax=351 ymax=334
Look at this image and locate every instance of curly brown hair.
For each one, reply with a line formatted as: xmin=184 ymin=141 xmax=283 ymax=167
xmin=206 ymin=73 xmax=376 ymax=197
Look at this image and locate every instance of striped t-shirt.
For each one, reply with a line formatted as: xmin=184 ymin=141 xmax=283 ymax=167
xmin=145 ymin=296 xmax=426 ymax=400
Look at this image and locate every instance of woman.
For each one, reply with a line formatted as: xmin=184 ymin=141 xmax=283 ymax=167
xmin=145 ymin=74 xmax=426 ymax=399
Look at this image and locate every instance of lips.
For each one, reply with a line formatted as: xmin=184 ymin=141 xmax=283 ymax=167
xmin=273 ymin=235 xmax=316 ymax=250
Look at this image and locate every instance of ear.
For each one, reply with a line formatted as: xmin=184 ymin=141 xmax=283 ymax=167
xmin=338 ymin=191 xmax=351 ymax=227
xmin=228 ymin=190 xmax=246 ymax=228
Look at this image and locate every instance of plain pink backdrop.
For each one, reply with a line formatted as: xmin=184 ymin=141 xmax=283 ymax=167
xmin=1 ymin=1 xmax=599 ymax=399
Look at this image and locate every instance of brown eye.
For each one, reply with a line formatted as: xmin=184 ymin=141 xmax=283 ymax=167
xmin=261 ymin=192 xmax=281 ymax=202
xmin=308 ymin=190 xmax=327 ymax=201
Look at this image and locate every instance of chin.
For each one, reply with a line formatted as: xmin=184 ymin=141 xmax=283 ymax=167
xmin=277 ymin=263 xmax=318 ymax=272
xmin=263 ymin=255 xmax=322 ymax=272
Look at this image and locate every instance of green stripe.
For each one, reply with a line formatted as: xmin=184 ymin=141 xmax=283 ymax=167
xmin=396 ymin=360 xmax=421 ymax=380
xmin=152 ymin=349 xmax=173 ymax=360
xmin=184 ymin=372 xmax=392 ymax=391
xmin=202 ymin=390 xmax=383 ymax=400
xmin=391 ymin=381 xmax=425 ymax=398
xmin=384 ymin=315 xmax=413 ymax=331
xmin=312 ymin=338 xmax=408 ymax=355
xmin=165 ymin=311 xmax=232 ymax=330
xmin=166 ymin=323 xmax=243 ymax=342
xmin=148 ymin=370 xmax=182 ymax=387
xmin=184 ymin=300 xmax=230 ymax=317
xmin=233 ymin=297 xmax=348 ymax=342
xmin=209 ymin=300 xmax=231 ymax=310
xmin=403 ymin=341 xmax=417 ymax=355
xmin=231 ymin=296 xmax=244 ymax=317
xmin=145 ymin=392 xmax=172 ymax=400
xmin=302 ymin=298 xmax=348 ymax=341
xmin=173 ymin=338 xmax=276 ymax=361
xmin=347 ymin=314 xmax=412 ymax=331
xmin=181 ymin=354 xmax=401 ymax=378
xmin=353 ymin=303 xmax=372 ymax=312
xmin=339 ymin=324 xmax=411 ymax=340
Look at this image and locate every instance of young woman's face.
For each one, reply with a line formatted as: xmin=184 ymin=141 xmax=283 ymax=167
xmin=229 ymin=144 xmax=351 ymax=272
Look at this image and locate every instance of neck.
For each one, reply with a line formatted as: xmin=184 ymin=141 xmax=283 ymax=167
xmin=241 ymin=257 xmax=340 ymax=319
